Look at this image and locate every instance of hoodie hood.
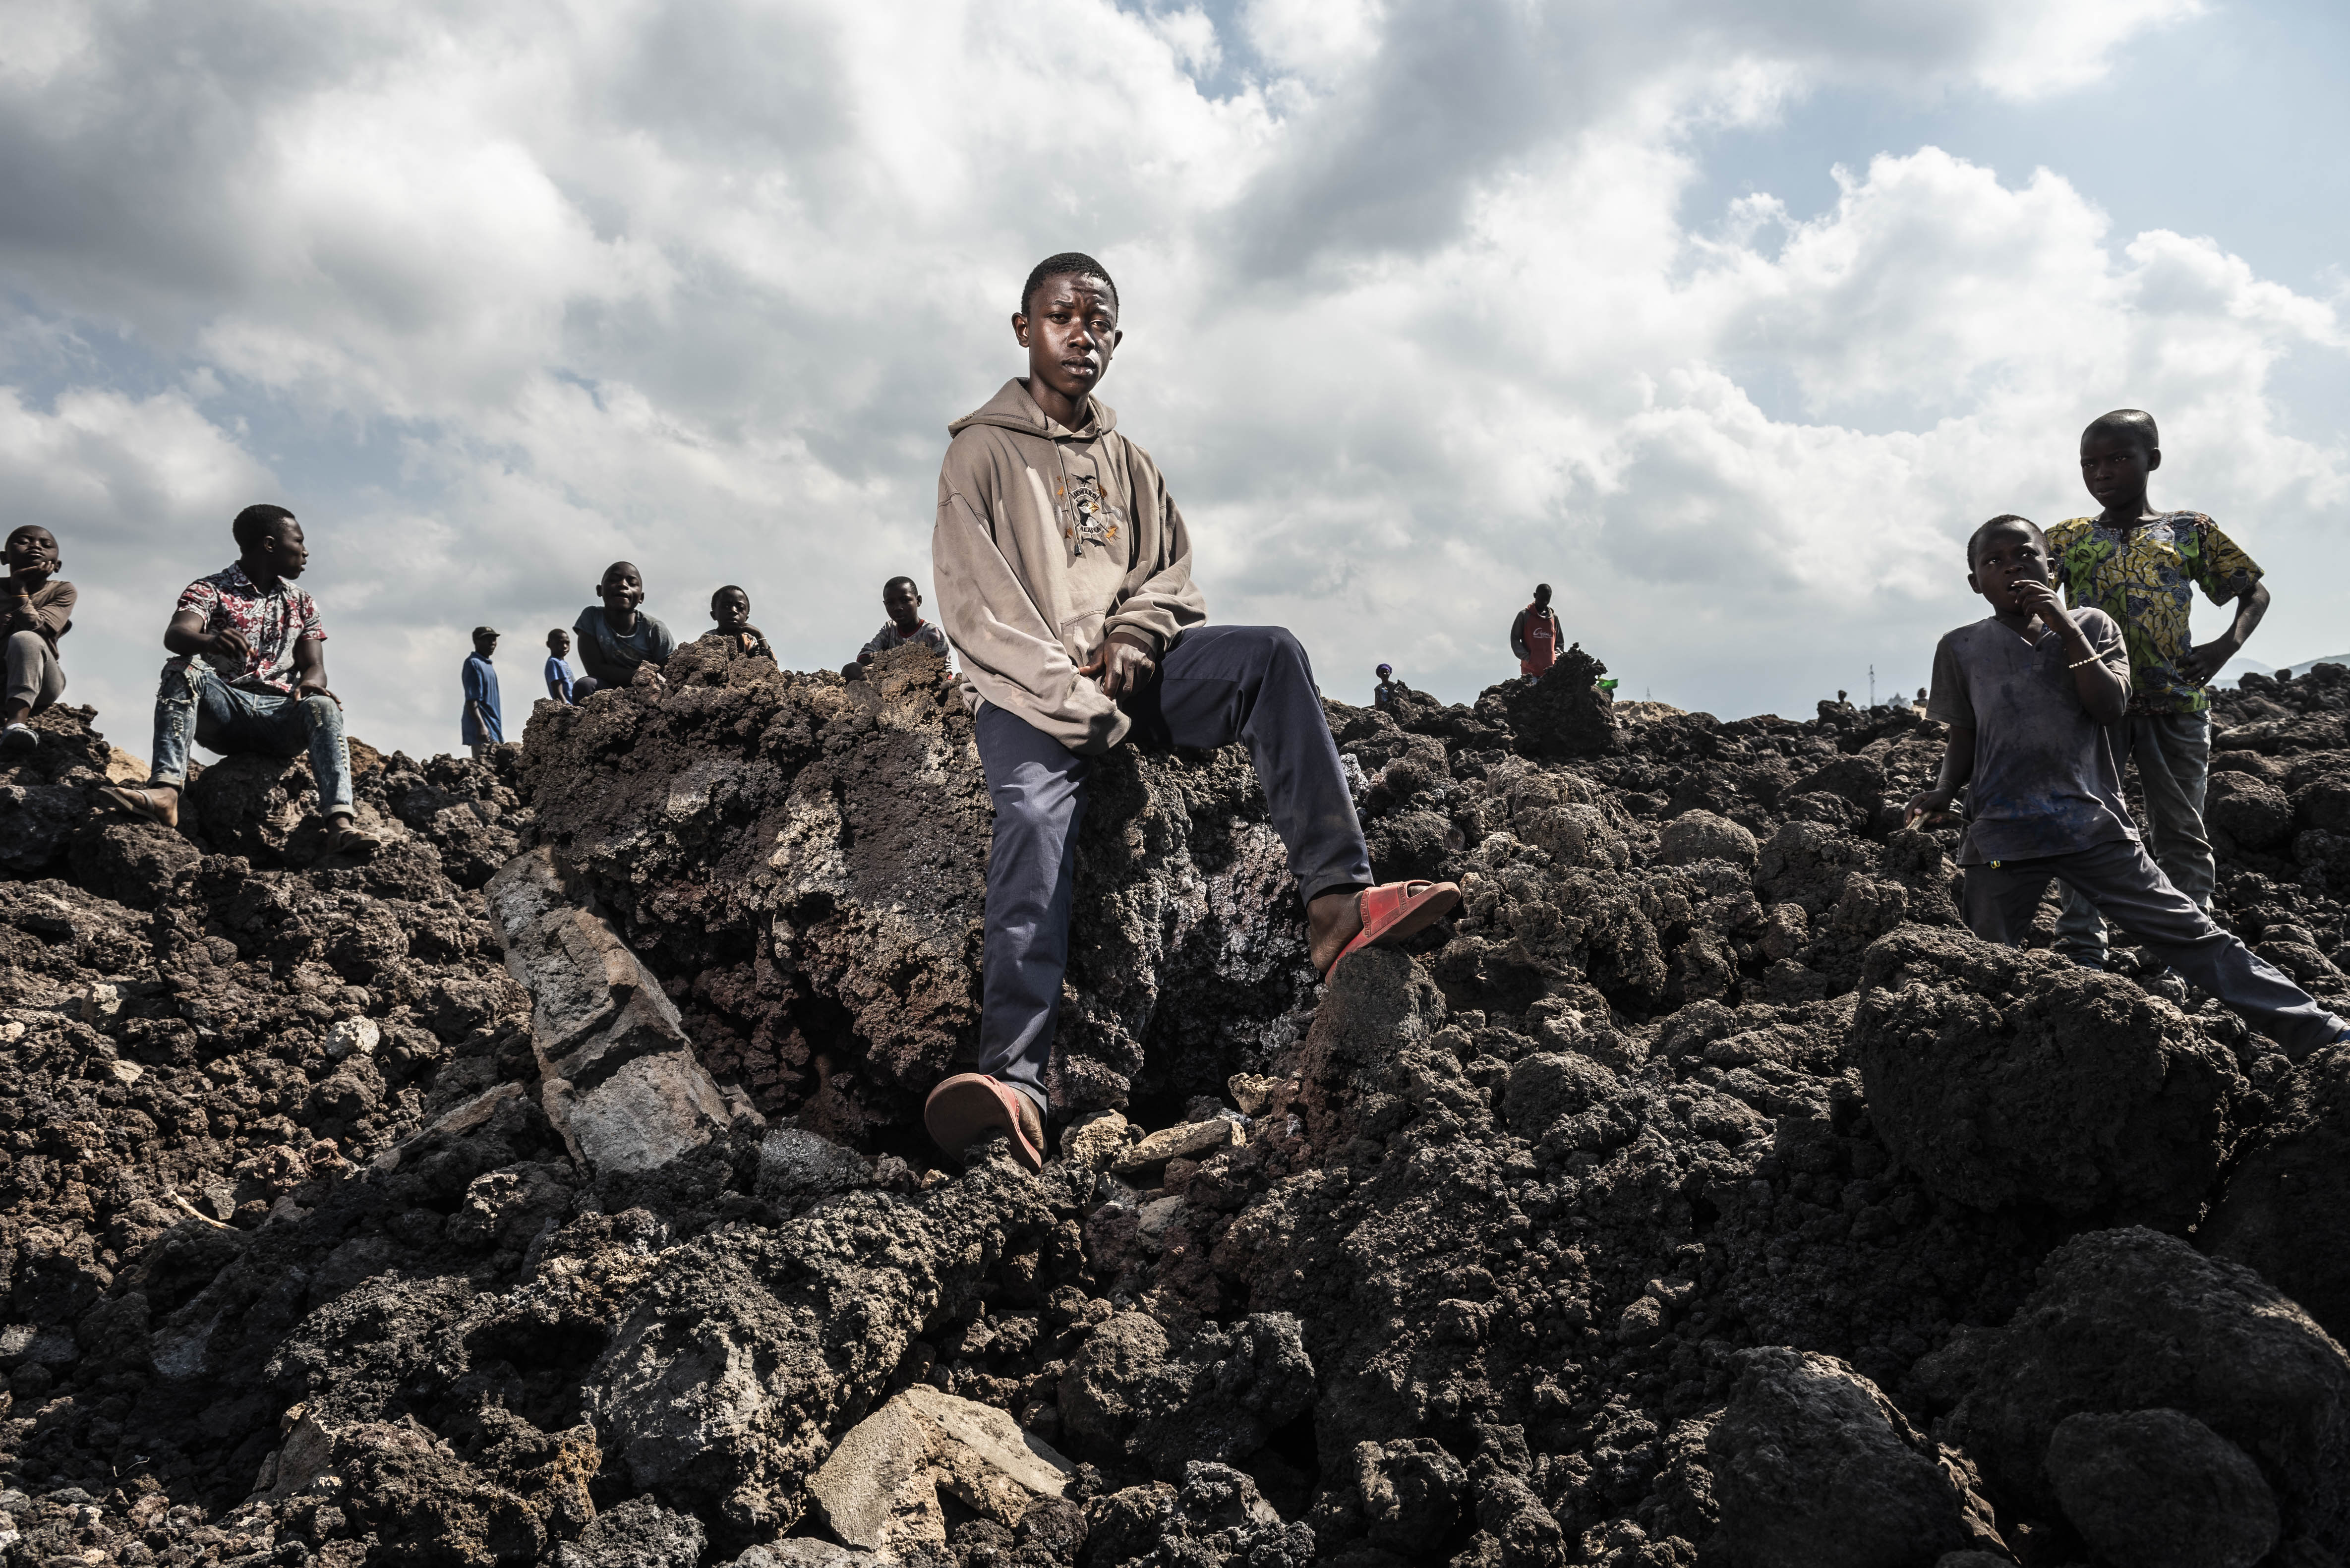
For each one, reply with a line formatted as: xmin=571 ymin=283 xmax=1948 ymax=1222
xmin=948 ymin=378 xmax=1117 ymax=441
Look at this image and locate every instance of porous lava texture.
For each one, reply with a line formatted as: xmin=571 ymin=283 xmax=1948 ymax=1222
xmin=2 ymin=650 xmax=2349 ymax=1568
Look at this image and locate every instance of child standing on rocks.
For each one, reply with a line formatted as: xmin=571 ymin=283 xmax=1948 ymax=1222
xmin=1 ymin=525 xmax=73 ymax=752
xmin=571 ymin=561 xmax=673 ymax=700
xmin=2048 ymin=409 xmax=2271 ymax=972
xmin=925 ymin=250 xmax=1460 ymax=1170
xmin=544 ymin=629 xmax=577 ymax=704
xmin=1906 ymin=515 xmax=2345 ymax=1057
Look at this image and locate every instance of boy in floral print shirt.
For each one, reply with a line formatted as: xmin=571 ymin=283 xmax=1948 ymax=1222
xmin=2046 ymin=409 xmax=2270 ymax=970
xmin=99 ymin=503 xmax=375 ymax=856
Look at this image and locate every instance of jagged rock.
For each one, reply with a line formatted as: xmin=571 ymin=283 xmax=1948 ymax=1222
xmin=1939 ymin=1227 xmax=2350 ymax=1559
xmin=2202 ymin=1045 xmax=2350 ymax=1346
xmin=754 ymin=1125 xmax=872 ymax=1199
xmin=1851 ymin=925 xmax=2249 ymax=1227
xmin=2045 ymin=1408 xmax=2279 ymax=1568
xmin=1059 ymin=1311 xmax=1316 ymax=1480
xmin=1706 ymin=1347 xmax=2001 ymax=1568
xmin=1086 ymin=1464 xmax=1311 ymax=1568
xmin=807 ymin=1383 xmax=1076 ymax=1551
xmin=485 ymin=847 xmax=746 ymax=1188
xmin=1656 ymin=810 xmax=1758 ymax=869
xmin=549 ymin=1494 xmax=707 ymax=1568
xmin=1112 ymin=1116 xmax=1240 ymax=1175
xmin=519 ymin=638 xmax=1321 ymax=1135
xmin=1352 ymin=1436 xmax=1466 ymax=1552
xmin=2207 ymin=771 xmax=2295 ymax=851
xmin=581 ymin=1161 xmax=1060 ymax=1532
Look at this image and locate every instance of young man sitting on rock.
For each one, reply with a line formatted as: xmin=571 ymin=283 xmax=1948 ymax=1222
xmin=1906 ymin=514 xmax=2346 ymax=1057
xmin=571 ymin=561 xmax=674 ymax=700
xmin=708 ymin=585 xmax=776 ymax=662
xmin=1 ymin=524 xmax=74 ymax=753
xmin=923 ymin=250 xmax=1461 ymax=1170
xmin=99 ymin=503 xmax=376 ymax=856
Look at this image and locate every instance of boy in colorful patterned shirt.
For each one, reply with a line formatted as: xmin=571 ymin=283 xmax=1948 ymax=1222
xmin=2045 ymin=409 xmax=2271 ymax=971
xmin=99 ymin=504 xmax=375 ymax=856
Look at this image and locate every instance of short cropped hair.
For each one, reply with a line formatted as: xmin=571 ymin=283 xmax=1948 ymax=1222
xmin=546 ymin=629 xmax=567 ymax=646
xmin=712 ymin=583 xmax=748 ymax=603
xmin=883 ymin=575 xmax=918 ymax=597
xmin=2083 ymin=408 xmax=2159 ymax=453
xmin=232 ymin=504 xmax=297 ymax=552
xmin=1967 ymin=514 xmax=2048 ymax=569
xmin=1020 ymin=253 xmax=1118 ymax=316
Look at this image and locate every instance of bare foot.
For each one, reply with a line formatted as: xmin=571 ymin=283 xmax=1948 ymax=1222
xmin=1307 ymin=887 xmax=1365 ymax=975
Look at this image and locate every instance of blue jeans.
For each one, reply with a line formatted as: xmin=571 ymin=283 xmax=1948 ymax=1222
xmin=974 ymin=625 xmax=1374 ymax=1114
xmin=1968 ymin=837 xmax=2345 ymax=1058
xmin=2057 ymin=710 xmax=2213 ymax=967
xmin=148 ymin=661 xmax=355 ymax=815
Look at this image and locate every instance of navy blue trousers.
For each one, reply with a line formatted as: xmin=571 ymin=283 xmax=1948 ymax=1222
xmin=975 ymin=625 xmax=1373 ymax=1113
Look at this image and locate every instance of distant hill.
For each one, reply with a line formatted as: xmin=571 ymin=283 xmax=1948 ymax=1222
xmin=2219 ymin=650 xmax=2350 ymax=686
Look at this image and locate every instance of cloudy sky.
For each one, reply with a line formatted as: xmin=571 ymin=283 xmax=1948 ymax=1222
xmin=3 ymin=0 xmax=2345 ymax=760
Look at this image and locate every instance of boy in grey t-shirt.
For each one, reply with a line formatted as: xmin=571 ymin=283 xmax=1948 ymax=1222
xmin=1908 ymin=515 xmax=2346 ymax=1058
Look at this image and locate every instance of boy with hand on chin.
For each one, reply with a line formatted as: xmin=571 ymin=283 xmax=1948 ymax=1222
xmin=570 ymin=561 xmax=674 ymax=700
xmin=2048 ymin=409 xmax=2267 ymax=970
xmin=1908 ymin=515 xmax=2345 ymax=1057
xmin=1 ymin=525 xmax=74 ymax=752
xmin=923 ymin=251 xmax=1461 ymax=1170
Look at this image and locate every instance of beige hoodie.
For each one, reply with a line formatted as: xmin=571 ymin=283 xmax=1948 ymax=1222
xmin=932 ymin=378 xmax=1207 ymax=754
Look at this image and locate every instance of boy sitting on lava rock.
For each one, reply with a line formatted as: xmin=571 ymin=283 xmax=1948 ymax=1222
xmin=1 ymin=524 xmax=74 ymax=752
xmin=707 ymin=584 xmax=776 ymax=662
xmin=923 ymin=250 xmax=1461 ymax=1169
xmin=858 ymin=575 xmax=953 ymax=670
xmin=570 ymin=560 xmax=674 ymax=700
xmin=99 ymin=503 xmax=376 ymax=856
xmin=1906 ymin=514 xmax=2346 ymax=1057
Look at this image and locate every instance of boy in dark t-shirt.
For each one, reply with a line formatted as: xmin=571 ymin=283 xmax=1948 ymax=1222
xmin=1907 ymin=515 xmax=2345 ymax=1058
xmin=571 ymin=561 xmax=674 ymax=700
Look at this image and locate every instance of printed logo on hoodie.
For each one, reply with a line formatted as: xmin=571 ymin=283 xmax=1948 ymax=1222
xmin=1064 ymin=473 xmax=1123 ymax=558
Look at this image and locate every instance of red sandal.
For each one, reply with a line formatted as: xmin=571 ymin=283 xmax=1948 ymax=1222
xmin=1323 ymin=879 xmax=1462 ymax=979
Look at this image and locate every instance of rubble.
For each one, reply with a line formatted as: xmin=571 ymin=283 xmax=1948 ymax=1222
xmin=1 ymin=655 xmax=2347 ymax=1566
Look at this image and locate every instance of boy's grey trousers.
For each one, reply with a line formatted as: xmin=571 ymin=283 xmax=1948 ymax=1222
xmin=2057 ymin=711 xmax=2212 ymax=965
xmin=1965 ymin=836 xmax=2345 ymax=1058
xmin=973 ymin=625 xmax=1374 ymax=1115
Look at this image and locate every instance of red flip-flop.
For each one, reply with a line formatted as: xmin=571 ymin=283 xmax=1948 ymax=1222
xmin=1324 ymin=879 xmax=1462 ymax=978
xmin=923 ymin=1073 xmax=1046 ymax=1172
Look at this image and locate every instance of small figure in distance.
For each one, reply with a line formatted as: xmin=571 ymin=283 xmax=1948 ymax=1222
xmin=710 ymin=585 xmax=776 ymax=662
xmin=1 ymin=525 xmax=73 ymax=753
xmin=571 ymin=561 xmax=674 ymax=701
xmin=2046 ymin=408 xmax=2270 ymax=973
xmin=1510 ymin=583 xmax=1559 ymax=681
xmin=544 ymin=629 xmax=576 ymax=704
xmin=1911 ymin=686 xmax=1929 ymax=717
xmin=1373 ymin=662 xmax=1401 ymax=711
xmin=98 ymin=503 xmax=376 ymax=856
xmin=462 ymin=626 xmax=502 ymax=760
xmin=921 ymin=249 xmax=1457 ymax=1172
xmin=854 ymin=576 xmax=952 ymax=671
xmin=1905 ymin=515 xmax=2346 ymax=1058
